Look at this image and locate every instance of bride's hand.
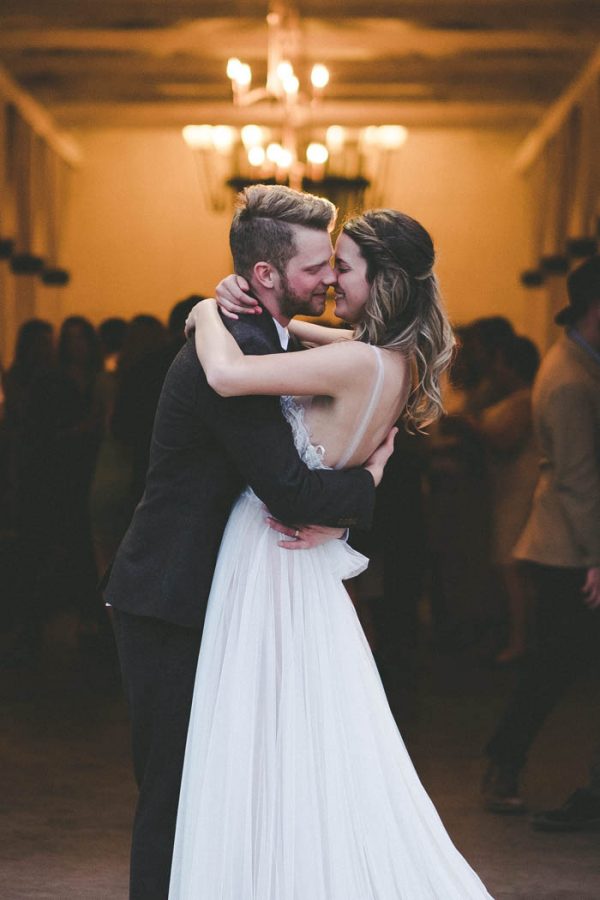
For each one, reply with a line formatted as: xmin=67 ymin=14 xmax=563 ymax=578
xmin=266 ymin=517 xmax=346 ymax=550
xmin=364 ymin=427 xmax=398 ymax=487
xmin=216 ymin=274 xmax=261 ymax=320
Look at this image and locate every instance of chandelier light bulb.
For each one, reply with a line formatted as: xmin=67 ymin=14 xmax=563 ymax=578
xmin=277 ymin=61 xmax=294 ymax=82
xmin=277 ymin=148 xmax=293 ymax=169
xmin=211 ymin=125 xmax=236 ymax=152
xmin=182 ymin=124 xmax=214 ymax=149
xmin=237 ymin=63 xmax=252 ymax=87
xmin=377 ymin=125 xmax=408 ymax=149
xmin=360 ymin=125 xmax=380 ymax=148
xmin=310 ymin=64 xmax=329 ymax=90
xmin=248 ymin=146 xmax=266 ymax=167
xmin=226 ymin=58 xmax=243 ymax=81
xmin=325 ymin=125 xmax=346 ymax=152
xmin=306 ymin=142 xmax=329 ymax=165
xmin=241 ymin=124 xmax=264 ymax=148
xmin=266 ymin=142 xmax=285 ymax=164
xmin=282 ymin=74 xmax=300 ymax=96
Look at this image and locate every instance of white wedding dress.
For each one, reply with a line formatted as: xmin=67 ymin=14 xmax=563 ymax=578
xmin=169 ymin=348 xmax=493 ymax=899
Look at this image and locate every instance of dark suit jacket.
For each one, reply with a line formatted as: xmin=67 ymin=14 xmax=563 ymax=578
xmin=104 ymin=311 xmax=375 ymax=629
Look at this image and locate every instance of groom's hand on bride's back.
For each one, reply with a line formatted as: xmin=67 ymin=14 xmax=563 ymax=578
xmin=215 ymin=274 xmax=261 ymax=319
xmin=267 ymin=427 xmax=398 ymax=548
xmin=364 ymin=427 xmax=398 ymax=487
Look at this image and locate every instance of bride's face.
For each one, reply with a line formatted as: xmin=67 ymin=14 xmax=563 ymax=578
xmin=333 ymin=233 xmax=370 ymax=324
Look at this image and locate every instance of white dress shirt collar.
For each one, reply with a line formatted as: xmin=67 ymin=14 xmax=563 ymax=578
xmin=273 ymin=318 xmax=290 ymax=350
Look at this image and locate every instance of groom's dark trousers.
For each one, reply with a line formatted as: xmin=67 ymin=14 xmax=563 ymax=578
xmin=104 ymin=312 xmax=376 ymax=900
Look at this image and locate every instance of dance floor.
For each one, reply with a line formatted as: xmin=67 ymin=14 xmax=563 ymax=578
xmin=1 ymin=613 xmax=599 ymax=899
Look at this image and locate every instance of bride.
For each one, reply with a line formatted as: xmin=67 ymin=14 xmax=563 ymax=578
xmin=169 ymin=208 xmax=493 ymax=899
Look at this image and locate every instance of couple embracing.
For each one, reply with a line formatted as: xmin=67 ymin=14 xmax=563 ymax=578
xmin=105 ymin=184 xmax=493 ymax=899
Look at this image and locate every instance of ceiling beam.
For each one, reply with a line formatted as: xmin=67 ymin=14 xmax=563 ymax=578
xmin=0 ymin=21 xmax=592 ymax=58
xmin=50 ymin=99 xmax=544 ymax=129
xmin=0 ymin=0 xmax=597 ymax=26
xmin=513 ymin=45 xmax=600 ymax=173
xmin=0 ymin=64 xmax=82 ymax=165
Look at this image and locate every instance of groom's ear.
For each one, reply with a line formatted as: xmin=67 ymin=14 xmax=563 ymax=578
xmin=253 ymin=261 xmax=278 ymax=291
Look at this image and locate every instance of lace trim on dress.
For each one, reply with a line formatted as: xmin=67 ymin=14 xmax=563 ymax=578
xmin=280 ymin=395 xmax=329 ymax=471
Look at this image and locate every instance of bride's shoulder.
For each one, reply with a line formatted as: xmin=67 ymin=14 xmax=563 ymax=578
xmin=312 ymin=339 xmax=382 ymax=379
xmin=317 ymin=338 xmax=375 ymax=363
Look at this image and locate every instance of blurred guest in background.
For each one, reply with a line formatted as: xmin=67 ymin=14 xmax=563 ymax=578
xmin=1 ymin=320 xmax=55 ymax=663
xmin=93 ymin=300 xmax=204 ymax=574
xmin=425 ymin=324 xmax=492 ymax=651
xmin=111 ymin=314 xmax=169 ymax=505
xmin=2 ymin=319 xmax=55 ymax=528
xmin=483 ymin=257 xmax=600 ymax=827
xmin=98 ymin=316 xmax=128 ymax=374
xmin=28 ymin=317 xmax=101 ymax=621
xmin=3 ymin=319 xmax=55 ymax=425
xmin=4 ymin=316 xmax=102 ymax=661
xmin=111 ymin=298 xmax=202 ymax=506
xmin=90 ymin=317 xmax=131 ymax=578
xmin=468 ymin=316 xmax=517 ymax=412
xmin=471 ymin=335 xmax=540 ymax=663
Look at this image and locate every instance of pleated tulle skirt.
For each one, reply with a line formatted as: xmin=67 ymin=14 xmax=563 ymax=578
xmin=169 ymin=489 xmax=493 ymax=899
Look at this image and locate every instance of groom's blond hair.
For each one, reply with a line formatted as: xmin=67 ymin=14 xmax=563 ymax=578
xmin=229 ymin=184 xmax=336 ymax=281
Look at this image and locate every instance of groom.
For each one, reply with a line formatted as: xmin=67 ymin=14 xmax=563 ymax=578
xmin=105 ymin=184 xmax=389 ymax=899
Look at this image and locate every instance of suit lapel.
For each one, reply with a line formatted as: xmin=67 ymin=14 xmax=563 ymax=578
xmin=255 ymin=310 xmax=287 ymax=354
xmin=287 ymin=333 xmax=303 ymax=353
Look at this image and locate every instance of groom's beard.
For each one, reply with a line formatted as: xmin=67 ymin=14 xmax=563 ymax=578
xmin=279 ymin=273 xmax=328 ymax=319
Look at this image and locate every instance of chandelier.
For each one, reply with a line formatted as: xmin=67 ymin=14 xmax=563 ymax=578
xmin=182 ymin=1 xmax=408 ymax=213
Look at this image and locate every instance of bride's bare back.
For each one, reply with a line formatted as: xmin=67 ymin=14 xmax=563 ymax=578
xmin=300 ymin=343 xmax=411 ymax=470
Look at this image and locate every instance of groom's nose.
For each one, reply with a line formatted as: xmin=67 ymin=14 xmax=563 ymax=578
xmin=322 ymin=267 xmax=336 ymax=287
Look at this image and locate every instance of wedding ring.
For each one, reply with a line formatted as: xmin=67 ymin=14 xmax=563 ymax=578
xmin=294 ymin=529 xmax=300 ymax=538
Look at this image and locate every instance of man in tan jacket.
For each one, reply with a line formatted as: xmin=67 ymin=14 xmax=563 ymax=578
xmin=483 ymin=256 xmax=600 ymax=829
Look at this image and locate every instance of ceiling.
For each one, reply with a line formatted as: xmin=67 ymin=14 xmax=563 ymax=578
xmin=0 ymin=1 xmax=599 ymax=131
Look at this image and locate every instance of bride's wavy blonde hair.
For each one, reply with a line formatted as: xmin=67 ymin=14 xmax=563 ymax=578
xmin=342 ymin=209 xmax=455 ymax=431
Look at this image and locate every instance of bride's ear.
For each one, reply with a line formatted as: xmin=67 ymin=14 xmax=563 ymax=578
xmin=253 ymin=261 xmax=278 ymax=291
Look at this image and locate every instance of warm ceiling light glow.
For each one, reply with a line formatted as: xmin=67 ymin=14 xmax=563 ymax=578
xmin=266 ymin=142 xmax=285 ymax=164
xmin=277 ymin=61 xmax=294 ymax=82
xmin=237 ymin=63 xmax=252 ymax=87
xmin=248 ymin=146 xmax=266 ymax=166
xmin=282 ymin=74 xmax=300 ymax=95
xmin=241 ymin=124 xmax=264 ymax=148
xmin=306 ymin=142 xmax=329 ymax=165
xmin=377 ymin=125 xmax=408 ymax=149
xmin=226 ymin=58 xmax=243 ymax=80
xmin=278 ymin=148 xmax=293 ymax=169
xmin=310 ymin=64 xmax=329 ymax=89
xmin=212 ymin=125 xmax=236 ymax=151
xmin=182 ymin=124 xmax=213 ymax=149
xmin=325 ymin=125 xmax=346 ymax=152
xmin=361 ymin=126 xmax=380 ymax=147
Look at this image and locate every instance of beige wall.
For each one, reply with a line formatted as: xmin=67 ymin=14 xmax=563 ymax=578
xmin=379 ymin=128 xmax=558 ymax=350
xmin=61 ymin=128 xmax=233 ymax=325
xmin=382 ymin=129 xmax=527 ymax=322
xmin=2 ymin=124 xmax=553 ymax=367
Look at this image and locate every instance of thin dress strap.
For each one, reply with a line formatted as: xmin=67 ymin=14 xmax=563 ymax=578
xmin=334 ymin=345 xmax=385 ymax=470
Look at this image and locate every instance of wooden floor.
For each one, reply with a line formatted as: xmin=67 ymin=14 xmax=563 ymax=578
xmin=1 ymin=614 xmax=599 ymax=899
